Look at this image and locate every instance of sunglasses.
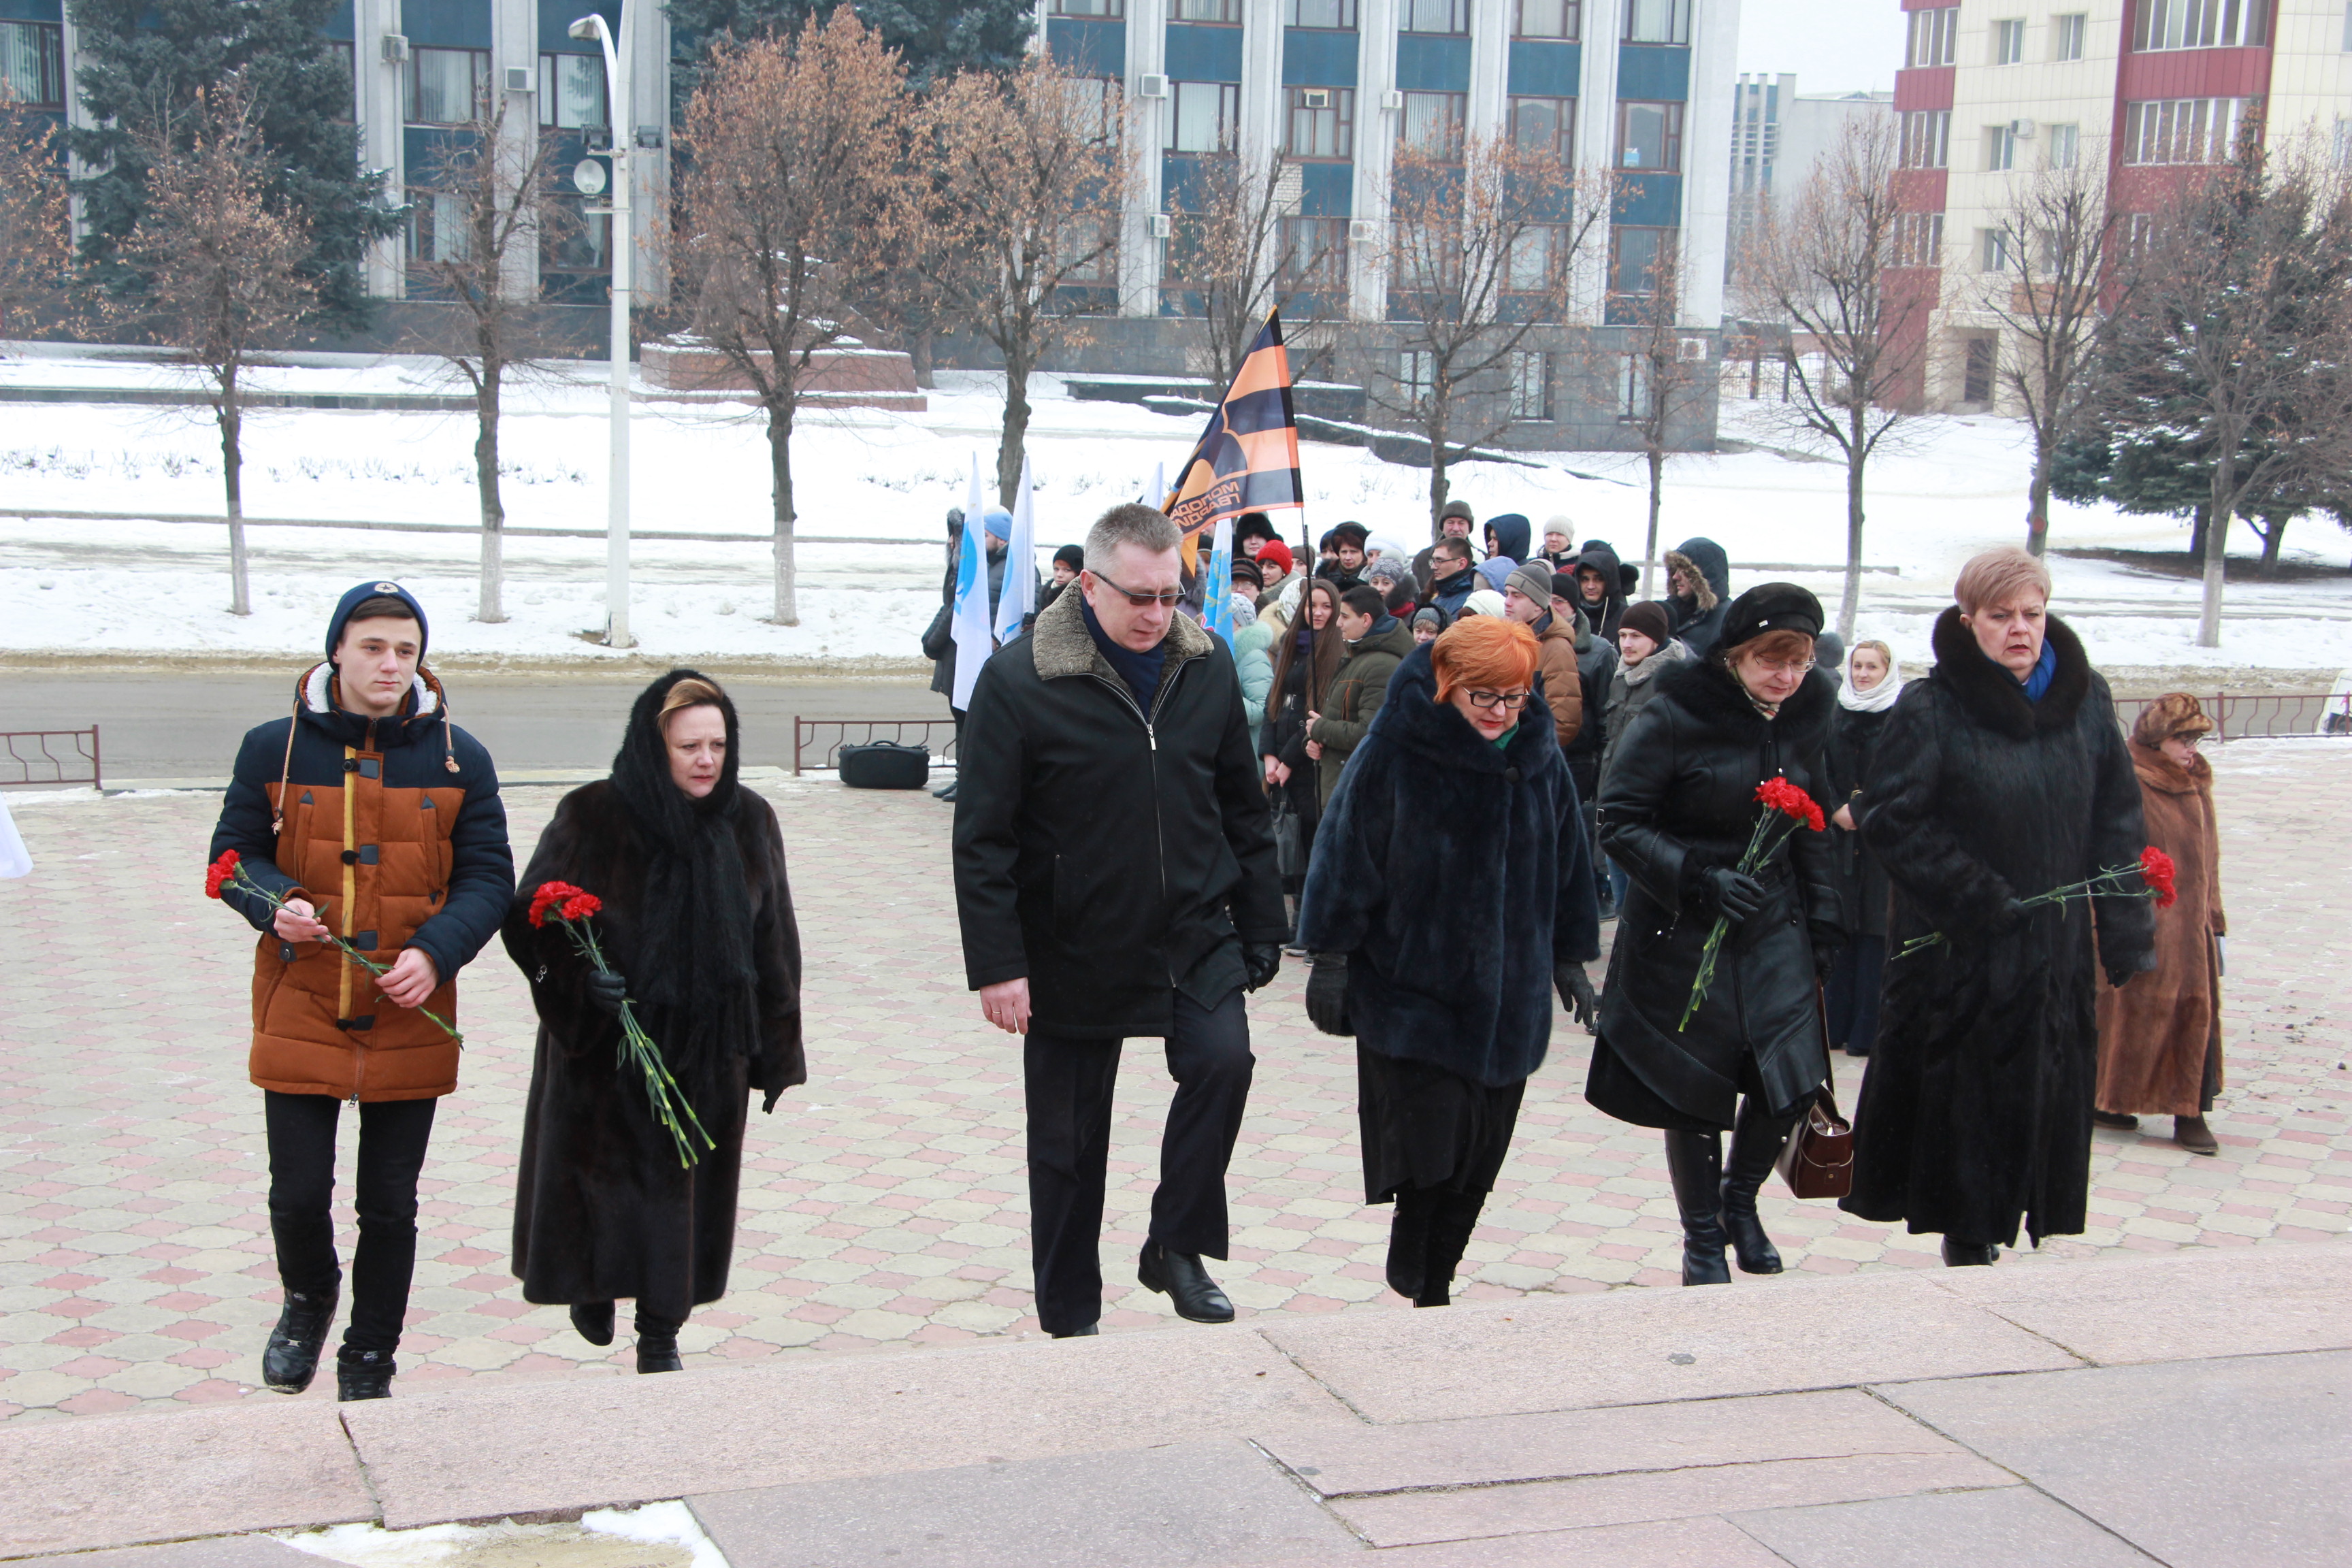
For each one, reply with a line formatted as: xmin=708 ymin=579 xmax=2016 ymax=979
xmin=1090 ymin=570 xmax=1183 ymax=608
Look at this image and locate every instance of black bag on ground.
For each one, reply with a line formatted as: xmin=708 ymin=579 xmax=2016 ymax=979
xmin=838 ymin=741 xmax=931 ymax=789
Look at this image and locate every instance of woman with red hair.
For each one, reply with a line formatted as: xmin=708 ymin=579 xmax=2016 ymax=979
xmin=1295 ymin=615 xmax=1602 ymax=1307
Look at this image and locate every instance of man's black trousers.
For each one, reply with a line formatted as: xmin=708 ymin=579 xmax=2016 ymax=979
xmin=1024 ymin=987 xmax=1254 ymax=1335
xmin=263 ymin=1090 xmax=437 ymax=1356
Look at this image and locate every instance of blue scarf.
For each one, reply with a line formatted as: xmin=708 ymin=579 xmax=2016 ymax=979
xmin=2020 ymin=640 xmax=2058 ymax=702
xmin=1080 ymin=595 xmax=1166 ymax=714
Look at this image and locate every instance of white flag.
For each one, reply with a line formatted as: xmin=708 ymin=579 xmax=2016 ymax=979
xmin=949 ymin=455 xmax=995 ymax=712
xmin=994 ymin=455 xmax=1038 ymax=643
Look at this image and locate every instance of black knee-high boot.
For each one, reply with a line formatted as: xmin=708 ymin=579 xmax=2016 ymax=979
xmin=1414 ymin=1190 xmax=1488 ymax=1308
xmin=1721 ymin=1098 xmax=1798 ymax=1275
xmin=1663 ymin=1130 xmax=1729 ymax=1286
xmin=1386 ymin=1187 xmax=1440 ymax=1302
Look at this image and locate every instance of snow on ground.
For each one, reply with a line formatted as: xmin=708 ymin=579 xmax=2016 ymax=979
xmin=1 ymin=351 xmax=2349 ymax=674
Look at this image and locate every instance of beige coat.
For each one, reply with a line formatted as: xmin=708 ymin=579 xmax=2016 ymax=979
xmin=2094 ymin=743 xmax=2225 ymax=1115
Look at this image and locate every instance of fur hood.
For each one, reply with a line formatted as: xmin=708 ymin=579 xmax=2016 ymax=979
xmin=1029 ymin=576 xmax=1213 ymax=685
xmin=1666 ymin=538 xmax=1728 ymax=610
xmin=1928 ymin=606 xmax=2092 ymax=739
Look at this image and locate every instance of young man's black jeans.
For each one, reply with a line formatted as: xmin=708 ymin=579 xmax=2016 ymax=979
xmin=263 ymin=1090 xmax=437 ymax=1356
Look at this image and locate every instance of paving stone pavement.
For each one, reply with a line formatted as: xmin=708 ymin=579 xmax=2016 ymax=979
xmin=0 ymin=740 xmax=2346 ymax=1421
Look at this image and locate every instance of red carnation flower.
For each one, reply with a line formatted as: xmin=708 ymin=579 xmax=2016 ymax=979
xmin=528 ymin=880 xmax=581 ymax=928
xmin=2140 ymin=845 xmax=2178 ymax=910
xmin=561 ymin=893 xmax=603 ymax=922
xmin=203 ymin=849 xmax=241 ymax=900
xmin=1754 ymin=778 xmax=1825 ymax=831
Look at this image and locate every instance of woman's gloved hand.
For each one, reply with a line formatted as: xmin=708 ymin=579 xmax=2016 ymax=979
xmin=1304 ymin=954 xmax=1352 ymax=1036
xmin=584 ymin=968 xmax=629 ymax=1018
xmin=1700 ymin=867 xmax=1766 ymax=926
xmin=1554 ymin=962 xmax=1598 ymax=1032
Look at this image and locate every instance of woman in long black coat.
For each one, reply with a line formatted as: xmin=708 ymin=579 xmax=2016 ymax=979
xmin=504 ymin=670 xmax=805 ymax=1369
xmin=1842 ymin=550 xmax=2152 ymax=1265
xmin=1589 ymin=585 xmax=1842 ymax=1286
xmin=1296 ymin=616 xmax=1601 ymax=1307
xmin=1823 ymin=640 xmax=1901 ymax=1057
xmin=1260 ymin=577 xmax=1343 ymax=928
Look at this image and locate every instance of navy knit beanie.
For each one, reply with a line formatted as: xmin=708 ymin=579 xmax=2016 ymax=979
xmin=326 ymin=581 xmax=430 ymax=662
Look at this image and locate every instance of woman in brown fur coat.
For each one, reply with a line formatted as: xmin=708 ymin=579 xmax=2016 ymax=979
xmin=2094 ymin=694 xmax=2225 ymax=1155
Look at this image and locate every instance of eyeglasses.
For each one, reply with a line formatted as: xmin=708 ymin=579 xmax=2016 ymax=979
xmin=1089 ymin=570 xmax=1183 ymax=608
xmin=1750 ymin=657 xmax=1816 ymax=677
xmin=1466 ymin=689 xmax=1533 ymax=710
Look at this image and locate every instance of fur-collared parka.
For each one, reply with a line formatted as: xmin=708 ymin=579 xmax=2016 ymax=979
xmin=1841 ymin=610 xmax=2154 ymax=1248
xmin=1588 ymin=657 xmax=1840 ymax=1132
xmin=2095 ymin=741 xmax=2225 ymax=1117
xmin=1296 ymin=644 xmax=1601 ymax=1088
xmin=503 ymin=675 xmax=805 ymax=1320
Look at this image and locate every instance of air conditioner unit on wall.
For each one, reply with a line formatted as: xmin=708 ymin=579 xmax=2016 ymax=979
xmin=1349 ymin=219 xmax=1377 ymax=243
xmin=2011 ymin=118 xmax=2037 ymax=137
xmin=1136 ymin=74 xmax=1169 ymax=99
xmin=1146 ymin=213 xmax=1173 ymax=238
xmin=504 ymin=66 xmax=534 ymax=93
xmin=1678 ymin=337 xmax=1709 ymax=363
xmin=381 ymin=33 xmax=410 ymax=64
xmin=1301 ymin=88 xmax=1330 ymax=108
xmin=1380 ymin=88 xmax=1405 ymax=111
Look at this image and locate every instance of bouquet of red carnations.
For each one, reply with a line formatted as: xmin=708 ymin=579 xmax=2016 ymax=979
xmin=1679 ymin=779 xmax=1827 ymax=1033
xmin=528 ymin=880 xmax=715 ymax=1169
xmin=206 ymin=849 xmax=463 ymax=1045
xmin=1894 ymin=845 xmax=2176 ymax=960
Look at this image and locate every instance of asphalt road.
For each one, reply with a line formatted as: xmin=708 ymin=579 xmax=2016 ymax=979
xmin=0 ymin=673 xmax=949 ymax=781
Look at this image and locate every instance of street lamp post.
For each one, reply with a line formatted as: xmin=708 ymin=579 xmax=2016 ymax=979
xmin=572 ymin=5 xmax=634 ymax=649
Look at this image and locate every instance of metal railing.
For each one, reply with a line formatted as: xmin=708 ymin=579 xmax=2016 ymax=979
xmin=1 ymin=727 xmax=101 ymax=789
xmin=2113 ymin=692 xmax=2351 ymax=740
xmin=793 ymin=719 xmax=959 ymax=776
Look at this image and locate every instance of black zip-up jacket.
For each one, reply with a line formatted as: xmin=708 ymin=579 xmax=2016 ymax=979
xmin=953 ymin=587 xmax=1287 ymax=1037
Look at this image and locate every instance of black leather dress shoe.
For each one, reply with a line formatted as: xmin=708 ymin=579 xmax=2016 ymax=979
xmin=336 ymin=1349 xmax=394 ymax=1401
xmin=1051 ymin=1322 xmax=1100 ymax=1339
xmin=636 ymin=1330 xmax=685 ymax=1373
xmin=570 ymin=1301 xmax=616 ymax=1348
xmin=1941 ymin=1237 xmax=2000 ymax=1267
xmin=1138 ymin=1239 xmax=1235 ymax=1324
xmin=262 ymin=1286 xmax=338 ymax=1394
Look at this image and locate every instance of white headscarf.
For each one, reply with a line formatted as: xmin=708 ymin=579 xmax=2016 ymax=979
xmin=1838 ymin=643 xmax=1904 ymax=713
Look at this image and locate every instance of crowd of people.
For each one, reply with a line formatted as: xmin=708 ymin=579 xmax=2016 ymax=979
xmin=203 ymin=507 xmax=2229 ymax=1397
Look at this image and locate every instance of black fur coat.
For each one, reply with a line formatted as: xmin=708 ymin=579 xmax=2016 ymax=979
xmin=1841 ymin=610 xmax=2153 ymax=1247
xmin=502 ymin=781 xmax=804 ymax=1318
xmin=1588 ymin=656 xmax=1840 ymax=1131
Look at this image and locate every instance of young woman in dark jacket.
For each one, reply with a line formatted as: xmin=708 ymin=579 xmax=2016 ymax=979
xmin=1296 ymin=617 xmax=1602 ymax=1307
xmin=1823 ymin=640 xmax=1901 ymax=1057
xmin=1842 ymin=550 xmax=2153 ymax=1266
xmin=504 ymin=671 xmax=805 ymax=1371
xmin=1590 ymin=585 xmax=1842 ymax=1286
xmin=1260 ymin=578 xmax=1343 ymax=925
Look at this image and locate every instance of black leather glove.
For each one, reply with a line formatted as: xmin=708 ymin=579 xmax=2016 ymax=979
xmin=2104 ymin=963 xmax=2141 ymax=990
xmin=584 ymin=968 xmax=628 ymax=1018
xmin=1554 ymin=962 xmax=1597 ymax=1033
xmin=1305 ymin=955 xmax=1352 ymax=1036
xmin=761 ymin=1086 xmax=784 ymax=1114
xmin=1994 ymin=896 xmax=2032 ymax=933
xmin=1243 ymin=943 xmax=1283 ymax=993
xmin=1700 ymin=867 xmax=1766 ymax=926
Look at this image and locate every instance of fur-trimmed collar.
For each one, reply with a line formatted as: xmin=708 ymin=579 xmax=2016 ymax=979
xmin=1652 ymin=649 xmax=1834 ymax=747
xmin=1374 ymin=644 xmax=1563 ymax=777
xmin=298 ymin=660 xmax=442 ymax=718
xmin=1929 ymin=608 xmax=2091 ymax=739
xmin=2129 ymin=738 xmax=2212 ymax=796
xmin=1030 ymin=579 xmax=1213 ymax=684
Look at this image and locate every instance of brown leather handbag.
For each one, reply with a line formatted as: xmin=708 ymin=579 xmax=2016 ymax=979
xmin=1777 ymin=987 xmax=1855 ymax=1198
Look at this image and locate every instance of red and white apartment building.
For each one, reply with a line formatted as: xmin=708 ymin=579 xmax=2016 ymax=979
xmin=1887 ymin=0 xmax=2352 ymax=410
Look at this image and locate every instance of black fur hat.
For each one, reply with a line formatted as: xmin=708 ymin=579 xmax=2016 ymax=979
xmin=1719 ymin=583 xmax=1824 ymax=649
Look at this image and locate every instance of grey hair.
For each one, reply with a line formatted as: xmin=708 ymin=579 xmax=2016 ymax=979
xmin=1085 ymin=503 xmax=1182 ymax=570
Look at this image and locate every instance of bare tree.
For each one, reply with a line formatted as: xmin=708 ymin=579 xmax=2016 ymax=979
xmin=1163 ymin=137 xmax=1343 ymax=389
xmin=114 ymin=78 xmax=316 ymax=617
xmin=406 ymin=98 xmax=572 ymax=623
xmin=679 ymin=12 xmax=915 ymax=625
xmin=923 ymin=53 xmax=1137 ymax=506
xmin=1975 ymin=150 xmax=2128 ymax=557
xmin=1736 ymin=116 xmax=1928 ymax=639
xmin=2099 ymin=135 xmax=2352 ymax=646
xmin=1369 ymin=136 xmax=1611 ymax=532
xmin=1593 ymin=254 xmax=1712 ymax=598
xmin=0 ymin=93 xmax=72 ymax=346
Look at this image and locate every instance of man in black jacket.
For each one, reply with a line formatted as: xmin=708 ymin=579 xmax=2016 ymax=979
xmin=954 ymin=504 xmax=1288 ymax=1338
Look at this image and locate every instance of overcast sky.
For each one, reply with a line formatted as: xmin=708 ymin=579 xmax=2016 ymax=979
xmin=1735 ymin=0 xmax=1910 ymax=96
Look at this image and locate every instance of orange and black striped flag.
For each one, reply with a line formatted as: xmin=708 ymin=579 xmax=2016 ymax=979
xmin=1163 ymin=312 xmax=1305 ymax=559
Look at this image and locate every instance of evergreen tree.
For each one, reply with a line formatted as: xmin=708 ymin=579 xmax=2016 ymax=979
xmin=65 ymin=0 xmax=397 ymax=328
xmin=663 ymin=0 xmax=1033 ymax=88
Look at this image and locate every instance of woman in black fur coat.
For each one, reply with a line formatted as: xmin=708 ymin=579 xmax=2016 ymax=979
xmin=1842 ymin=550 xmax=2152 ymax=1266
xmin=1296 ymin=617 xmax=1601 ymax=1307
xmin=503 ymin=670 xmax=805 ymax=1370
xmin=1590 ymin=584 xmax=1842 ymax=1286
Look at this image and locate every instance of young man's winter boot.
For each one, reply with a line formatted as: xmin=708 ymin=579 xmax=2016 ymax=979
xmin=261 ymin=1286 xmax=339 ymax=1393
xmin=336 ymin=1348 xmax=395 ymax=1401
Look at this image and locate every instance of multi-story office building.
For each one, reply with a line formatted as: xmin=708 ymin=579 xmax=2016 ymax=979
xmin=1726 ymin=71 xmax=1893 ymax=275
xmin=1890 ymin=0 xmax=2352 ymax=411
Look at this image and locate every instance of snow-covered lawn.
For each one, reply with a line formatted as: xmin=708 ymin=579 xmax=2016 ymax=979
xmin=1 ymin=350 xmax=2347 ymax=675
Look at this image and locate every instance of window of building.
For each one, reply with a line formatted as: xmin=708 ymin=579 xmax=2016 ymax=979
xmin=1618 ymin=353 xmax=1652 ymax=419
xmin=1057 ymin=216 xmax=1120 ymax=284
xmin=1894 ymin=211 xmax=1944 ymax=267
xmin=1963 ymin=338 xmax=1996 ymax=402
xmin=1610 ymin=225 xmax=1674 ymax=294
xmin=406 ymin=46 xmax=489 ymax=125
xmin=1281 ymin=216 xmax=1348 ymax=285
xmin=1285 ymin=0 xmax=1356 ymax=25
xmin=1906 ymin=5 xmax=1959 ymax=67
xmin=1515 ymin=0 xmax=1580 ymax=39
xmin=2345 ymin=1 xmax=2351 ymax=50
xmin=543 ymin=194 xmax=611 ymax=276
xmin=1899 ymin=109 xmax=1950 ymax=169
xmin=539 ymin=52 xmax=608 ymax=130
xmin=1400 ymin=0 xmax=1469 ymax=33
xmin=2053 ymin=12 xmax=2087 ymax=59
xmin=1284 ymin=86 xmax=1354 ymax=158
xmin=1986 ymin=125 xmax=2016 ymax=171
xmin=2134 ymin=0 xmax=2268 ymax=52
xmin=1993 ymin=18 xmax=2025 ymax=63
xmin=325 ymin=40 xmax=357 ymax=121
xmin=1166 ymin=80 xmax=1241 ymax=150
xmin=1051 ymin=0 xmax=1124 ymax=14
xmin=1618 ymin=101 xmax=1683 ymax=171
xmin=1507 ymin=225 xmax=1565 ymax=291
xmin=408 ymin=191 xmax=472 ymax=266
xmin=1622 ymin=0 xmax=1690 ymax=44
xmin=0 ymin=20 xmax=67 ymax=109
xmin=1512 ymin=351 xmax=1552 ymax=420
xmin=1509 ymin=95 xmax=1575 ymax=161
xmin=2338 ymin=117 xmax=2352 ymax=168
xmin=1173 ymin=0 xmax=1241 ymax=21
xmin=2046 ymin=122 xmax=2079 ymax=169
xmin=2124 ymin=211 xmax=2156 ymax=257
xmin=1400 ymin=349 xmax=1437 ymax=404
xmin=1400 ymin=91 xmax=1467 ymax=157
xmin=1979 ymin=227 xmax=2010 ymax=272
xmin=2123 ymin=97 xmax=2247 ymax=165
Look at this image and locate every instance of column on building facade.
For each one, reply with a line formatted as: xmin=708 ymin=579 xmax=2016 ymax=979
xmin=1120 ymin=0 xmax=1170 ymax=317
xmin=1465 ymin=0 xmax=1508 ymax=144
xmin=491 ymin=0 xmax=540 ymax=301
xmin=360 ymin=0 xmax=408 ymax=299
xmin=624 ymin=0 xmax=670 ymax=301
xmin=1680 ymin=0 xmax=1737 ymax=327
xmin=1569 ymin=7 xmax=1618 ymax=329
xmin=1239 ymin=0 xmax=1285 ymax=319
xmin=1346 ymin=0 xmax=1399 ymax=321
